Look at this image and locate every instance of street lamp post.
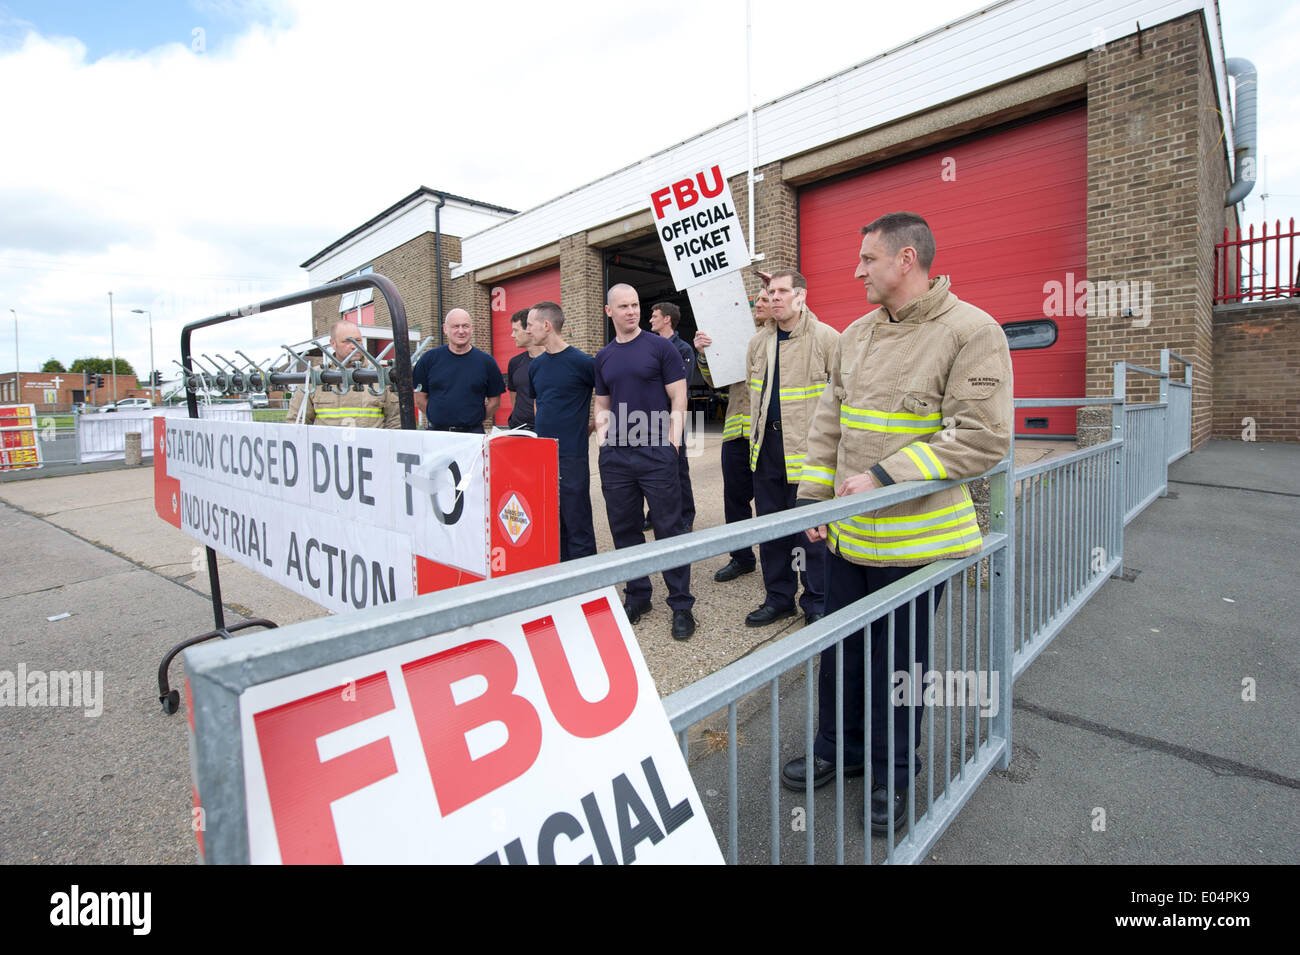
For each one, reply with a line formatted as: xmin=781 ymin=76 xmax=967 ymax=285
xmin=131 ymin=309 xmax=156 ymax=403
xmin=107 ymin=291 xmax=118 ymax=403
xmin=8 ymin=308 xmax=16 ymax=404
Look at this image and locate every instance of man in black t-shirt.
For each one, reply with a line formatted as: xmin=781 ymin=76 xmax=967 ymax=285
xmin=648 ymin=302 xmax=696 ymax=533
xmin=412 ymin=308 xmax=505 ymax=433
xmin=506 ymin=308 xmax=541 ymax=430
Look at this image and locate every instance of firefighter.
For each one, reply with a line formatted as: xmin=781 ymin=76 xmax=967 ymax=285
xmin=287 ymin=319 xmax=401 ymax=429
xmin=743 ymin=269 xmax=840 ymax=627
xmin=783 ymin=212 xmax=1013 ymax=834
xmin=693 ymin=285 xmax=771 ymax=582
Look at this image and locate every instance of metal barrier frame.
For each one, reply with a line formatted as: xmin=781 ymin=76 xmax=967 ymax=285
xmin=157 ymin=274 xmax=416 ymax=712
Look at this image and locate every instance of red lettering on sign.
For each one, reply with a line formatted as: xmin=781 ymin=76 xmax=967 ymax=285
xmin=651 ymin=186 xmax=674 ymax=219
xmin=653 ymin=166 xmax=726 ymax=219
xmin=523 ymin=597 xmax=638 ymax=739
xmin=697 ymin=165 xmax=724 ymax=199
xmin=402 ymin=640 xmax=543 ymax=817
xmin=672 ymin=178 xmax=700 ymax=212
xmin=253 ymin=672 xmax=398 ymax=865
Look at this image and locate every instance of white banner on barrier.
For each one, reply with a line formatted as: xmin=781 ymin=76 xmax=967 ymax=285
xmin=237 ymin=587 xmax=723 ymax=865
xmin=157 ymin=418 xmax=488 ymax=610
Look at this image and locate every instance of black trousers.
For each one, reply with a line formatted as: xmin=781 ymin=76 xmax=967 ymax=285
xmin=646 ymin=445 xmax=696 ymax=533
xmin=599 ymin=444 xmax=694 ymax=610
xmin=753 ymin=428 xmax=825 ymax=614
xmin=813 ymin=552 xmax=945 ymax=789
xmin=557 ymin=454 xmax=596 ymax=561
xmin=721 ymin=437 xmax=755 ymax=567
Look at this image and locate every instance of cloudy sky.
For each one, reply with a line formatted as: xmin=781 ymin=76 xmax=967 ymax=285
xmin=0 ymin=0 xmax=1293 ymax=389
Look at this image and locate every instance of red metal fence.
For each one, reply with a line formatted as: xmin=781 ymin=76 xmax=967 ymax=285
xmin=1215 ymin=219 xmax=1300 ymax=305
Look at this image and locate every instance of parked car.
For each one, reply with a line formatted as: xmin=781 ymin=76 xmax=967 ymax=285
xmin=249 ymin=392 xmax=269 ymax=408
xmin=100 ymin=398 xmax=153 ymax=413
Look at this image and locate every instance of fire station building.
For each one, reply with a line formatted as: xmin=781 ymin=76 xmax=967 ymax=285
xmin=302 ymin=0 xmax=1297 ymax=445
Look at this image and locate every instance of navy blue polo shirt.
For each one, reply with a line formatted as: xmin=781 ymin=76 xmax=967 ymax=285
xmin=413 ymin=345 xmax=506 ymax=430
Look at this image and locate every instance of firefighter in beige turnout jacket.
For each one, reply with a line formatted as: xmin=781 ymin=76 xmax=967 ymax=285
xmin=780 ymin=213 xmax=1012 ymax=835
xmin=743 ymin=270 xmax=840 ymax=626
xmin=694 ymin=287 xmax=771 ymax=582
xmin=287 ymin=319 xmax=402 ymax=429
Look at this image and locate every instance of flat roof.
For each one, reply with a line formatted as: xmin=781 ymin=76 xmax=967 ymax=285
xmin=300 ymin=187 xmax=518 ymax=269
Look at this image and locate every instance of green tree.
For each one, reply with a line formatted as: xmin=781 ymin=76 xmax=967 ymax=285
xmin=69 ymin=357 xmax=137 ymax=377
xmin=41 ymin=358 xmax=67 ymax=373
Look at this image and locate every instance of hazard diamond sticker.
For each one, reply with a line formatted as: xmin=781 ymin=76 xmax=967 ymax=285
xmin=498 ymin=492 xmax=531 ymax=544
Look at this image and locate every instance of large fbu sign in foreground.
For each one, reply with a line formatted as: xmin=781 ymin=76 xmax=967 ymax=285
xmin=154 ymin=418 xmax=558 ymax=611
xmin=194 ymin=587 xmax=721 ymax=864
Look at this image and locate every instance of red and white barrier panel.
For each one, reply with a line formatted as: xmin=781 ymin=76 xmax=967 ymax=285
xmin=154 ymin=418 xmax=558 ymax=613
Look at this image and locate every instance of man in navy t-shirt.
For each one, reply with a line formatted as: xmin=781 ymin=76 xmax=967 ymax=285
xmin=594 ymin=283 xmax=695 ymax=640
xmin=412 ymin=308 xmax=505 ymax=433
xmin=526 ymin=301 xmax=596 ymax=561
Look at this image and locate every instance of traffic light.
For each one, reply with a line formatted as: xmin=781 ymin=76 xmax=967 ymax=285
xmin=96 ymin=376 xmax=105 ymax=388
xmin=85 ymin=371 xmax=94 ymax=387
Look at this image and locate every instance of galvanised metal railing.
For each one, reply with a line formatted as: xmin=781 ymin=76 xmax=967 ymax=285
xmin=1161 ymin=350 xmax=1193 ymax=465
xmin=662 ymin=458 xmax=1014 ymax=865
xmin=75 ymin=405 xmax=254 ymax=463
xmin=183 ymin=351 xmax=1194 ymax=865
xmin=1011 ymin=417 xmax=1123 ymax=678
xmin=1119 ymin=362 xmax=1171 ymax=526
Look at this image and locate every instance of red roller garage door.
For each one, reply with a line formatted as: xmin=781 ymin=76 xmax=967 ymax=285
xmin=798 ymin=107 xmax=1086 ymax=436
xmin=488 ymin=265 xmax=561 ymax=427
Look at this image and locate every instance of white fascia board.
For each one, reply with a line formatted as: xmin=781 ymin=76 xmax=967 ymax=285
xmin=306 ymin=195 xmax=515 ymax=287
xmin=454 ymin=0 xmax=1225 ymax=278
xmin=307 ymin=200 xmax=434 ymax=286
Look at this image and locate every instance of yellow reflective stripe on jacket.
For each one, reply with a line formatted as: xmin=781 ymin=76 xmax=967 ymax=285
xmin=802 ymin=463 xmax=835 ymax=486
xmin=722 ymin=412 xmax=750 ymax=440
xmin=784 ymin=452 xmax=806 ymax=482
xmin=778 ymin=382 xmax=826 ymax=401
xmin=839 ymin=405 xmax=942 ymax=434
xmin=749 ymin=378 xmax=764 ymax=392
xmin=833 ymin=494 xmax=977 ymax=538
xmin=315 ymin=407 xmax=383 ymax=418
xmin=901 ymin=441 xmax=948 ymax=480
xmin=829 ymin=523 xmax=984 ymax=561
xmin=828 ymin=489 xmax=980 ymax=559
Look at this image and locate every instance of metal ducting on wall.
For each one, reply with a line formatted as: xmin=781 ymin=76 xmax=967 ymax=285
xmin=1225 ymin=58 xmax=1258 ymax=207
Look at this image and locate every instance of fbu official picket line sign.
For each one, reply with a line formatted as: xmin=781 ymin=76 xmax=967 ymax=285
xmin=185 ymin=587 xmax=723 ymax=864
xmin=650 ymin=164 xmax=752 ymax=292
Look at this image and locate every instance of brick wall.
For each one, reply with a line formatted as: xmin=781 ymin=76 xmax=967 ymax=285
xmin=1212 ymin=300 xmax=1300 ymax=443
xmin=1084 ymin=12 xmax=1231 ymax=448
xmin=726 ymin=160 xmax=798 ymax=303
xmin=557 ymin=234 xmax=605 ymax=356
xmin=310 ymin=231 xmax=461 ymax=346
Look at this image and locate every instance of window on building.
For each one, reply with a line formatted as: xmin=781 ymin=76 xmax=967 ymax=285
xmin=1002 ymin=320 xmax=1057 ymax=350
xmin=339 ymin=265 xmax=374 ymax=312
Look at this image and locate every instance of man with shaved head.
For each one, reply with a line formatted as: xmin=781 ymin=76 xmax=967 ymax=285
xmin=594 ymin=283 xmax=696 ymax=639
xmin=288 ymin=319 xmax=401 ymax=428
xmin=412 ymin=307 xmax=505 ymax=432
